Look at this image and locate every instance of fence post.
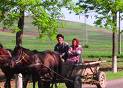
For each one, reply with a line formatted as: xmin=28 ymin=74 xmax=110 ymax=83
xmin=15 ymin=73 xmax=23 ymax=88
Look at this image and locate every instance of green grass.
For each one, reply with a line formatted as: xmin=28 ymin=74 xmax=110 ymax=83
xmin=1 ymin=16 xmax=123 ymax=55
xmin=1 ymin=17 xmax=123 ymax=75
xmin=1 ymin=16 xmax=123 ymax=88
xmin=0 ymin=16 xmax=123 ymax=57
xmin=106 ymin=71 xmax=123 ymax=80
xmin=27 ymin=83 xmax=66 ymax=88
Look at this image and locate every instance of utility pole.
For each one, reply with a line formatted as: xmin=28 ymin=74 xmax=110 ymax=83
xmin=84 ymin=12 xmax=88 ymax=45
xmin=118 ymin=12 xmax=121 ymax=55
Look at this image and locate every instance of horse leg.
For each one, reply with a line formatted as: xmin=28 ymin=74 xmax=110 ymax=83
xmin=23 ymin=74 xmax=30 ymax=88
xmin=1 ymin=68 xmax=12 ymax=88
xmin=32 ymin=80 xmax=35 ymax=88
xmin=42 ymin=81 xmax=50 ymax=88
xmin=65 ymin=81 xmax=74 ymax=88
xmin=37 ymin=79 xmax=42 ymax=88
xmin=4 ymin=72 xmax=13 ymax=88
xmin=4 ymin=76 xmax=11 ymax=88
xmin=32 ymin=75 xmax=36 ymax=88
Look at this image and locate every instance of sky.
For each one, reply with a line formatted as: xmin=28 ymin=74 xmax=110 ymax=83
xmin=61 ymin=8 xmax=123 ymax=30
xmin=61 ymin=8 xmax=96 ymax=26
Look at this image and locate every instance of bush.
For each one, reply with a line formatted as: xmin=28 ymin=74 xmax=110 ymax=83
xmin=83 ymin=44 xmax=89 ymax=48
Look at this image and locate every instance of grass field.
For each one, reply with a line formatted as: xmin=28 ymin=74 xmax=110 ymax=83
xmin=0 ymin=16 xmax=123 ymax=57
xmin=106 ymin=71 xmax=123 ymax=80
xmin=0 ymin=17 xmax=123 ymax=63
xmin=1 ymin=16 xmax=123 ymax=83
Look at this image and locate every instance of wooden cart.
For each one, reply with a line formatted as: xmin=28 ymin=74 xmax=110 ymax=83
xmin=61 ymin=60 xmax=106 ymax=88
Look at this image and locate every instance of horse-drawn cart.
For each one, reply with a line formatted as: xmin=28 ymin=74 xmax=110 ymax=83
xmin=0 ymin=47 xmax=106 ymax=88
xmin=60 ymin=60 xmax=106 ymax=88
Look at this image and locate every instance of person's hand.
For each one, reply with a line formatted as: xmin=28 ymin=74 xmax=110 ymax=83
xmin=61 ymin=58 xmax=65 ymax=62
xmin=60 ymin=53 xmax=65 ymax=58
xmin=68 ymin=48 xmax=73 ymax=54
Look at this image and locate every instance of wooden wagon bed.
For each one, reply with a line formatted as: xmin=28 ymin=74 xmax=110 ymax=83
xmin=60 ymin=60 xmax=106 ymax=88
xmin=40 ymin=60 xmax=106 ymax=88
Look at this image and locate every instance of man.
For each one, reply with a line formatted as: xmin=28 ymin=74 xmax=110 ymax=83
xmin=54 ymin=34 xmax=69 ymax=61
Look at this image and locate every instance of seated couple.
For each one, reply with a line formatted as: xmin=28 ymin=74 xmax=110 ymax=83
xmin=54 ymin=34 xmax=83 ymax=64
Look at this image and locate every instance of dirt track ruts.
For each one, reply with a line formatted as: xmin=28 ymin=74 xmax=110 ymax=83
xmin=83 ymin=78 xmax=123 ymax=88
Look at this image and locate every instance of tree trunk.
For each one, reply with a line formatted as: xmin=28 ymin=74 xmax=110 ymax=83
xmin=15 ymin=9 xmax=24 ymax=88
xmin=112 ymin=12 xmax=117 ymax=73
xmin=16 ymin=10 xmax=24 ymax=47
xmin=112 ymin=31 xmax=117 ymax=73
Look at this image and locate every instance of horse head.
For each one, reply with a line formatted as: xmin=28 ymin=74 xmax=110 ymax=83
xmin=12 ymin=46 xmax=34 ymax=67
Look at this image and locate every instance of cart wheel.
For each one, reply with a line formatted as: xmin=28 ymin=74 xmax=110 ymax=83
xmin=74 ymin=76 xmax=82 ymax=88
xmin=96 ymin=71 xmax=106 ymax=88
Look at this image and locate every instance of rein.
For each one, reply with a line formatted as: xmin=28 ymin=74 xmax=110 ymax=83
xmin=28 ymin=63 xmax=73 ymax=82
xmin=14 ymin=48 xmax=73 ymax=82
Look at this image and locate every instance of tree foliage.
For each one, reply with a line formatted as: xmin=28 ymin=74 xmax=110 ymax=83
xmin=76 ymin=0 xmax=123 ymax=72
xmin=0 ymin=0 xmax=74 ymax=39
xmin=77 ymin=0 xmax=123 ymax=30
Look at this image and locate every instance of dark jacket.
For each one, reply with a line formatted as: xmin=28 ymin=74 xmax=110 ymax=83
xmin=54 ymin=42 xmax=69 ymax=61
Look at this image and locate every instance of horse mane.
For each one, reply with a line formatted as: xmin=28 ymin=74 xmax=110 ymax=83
xmin=13 ymin=46 xmax=61 ymax=68
xmin=13 ymin=46 xmax=33 ymax=56
xmin=43 ymin=50 xmax=59 ymax=56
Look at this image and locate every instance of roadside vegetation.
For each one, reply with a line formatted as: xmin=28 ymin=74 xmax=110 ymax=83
xmin=0 ymin=17 xmax=123 ymax=84
xmin=0 ymin=17 xmax=123 ymax=58
xmin=106 ymin=71 xmax=123 ymax=80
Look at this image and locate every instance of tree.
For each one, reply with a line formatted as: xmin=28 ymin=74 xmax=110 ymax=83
xmin=76 ymin=0 xmax=123 ymax=72
xmin=0 ymin=0 xmax=74 ymax=88
xmin=0 ymin=0 xmax=74 ymax=46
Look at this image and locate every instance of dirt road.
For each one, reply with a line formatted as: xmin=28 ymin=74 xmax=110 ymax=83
xmin=83 ymin=78 xmax=123 ymax=88
xmin=106 ymin=78 xmax=123 ymax=88
xmin=1 ymin=78 xmax=123 ymax=88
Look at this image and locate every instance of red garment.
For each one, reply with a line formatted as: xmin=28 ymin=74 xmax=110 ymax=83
xmin=67 ymin=45 xmax=82 ymax=63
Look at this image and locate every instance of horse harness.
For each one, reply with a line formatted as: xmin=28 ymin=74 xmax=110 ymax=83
xmin=14 ymin=48 xmax=73 ymax=83
xmin=15 ymin=48 xmax=30 ymax=64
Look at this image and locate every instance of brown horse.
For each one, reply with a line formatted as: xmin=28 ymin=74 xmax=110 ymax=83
xmin=0 ymin=47 xmax=34 ymax=88
xmin=12 ymin=46 xmax=62 ymax=88
xmin=0 ymin=46 xmax=62 ymax=88
xmin=0 ymin=48 xmax=15 ymax=88
xmin=0 ymin=46 xmax=75 ymax=88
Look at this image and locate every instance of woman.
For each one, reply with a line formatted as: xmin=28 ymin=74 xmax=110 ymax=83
xmin=67 ymin=38 xmax=83 ymax=63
